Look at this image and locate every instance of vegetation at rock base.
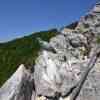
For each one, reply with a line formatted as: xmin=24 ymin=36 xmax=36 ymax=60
xmin=0 ymin=29 xmax=57 ymax=86
xmin=96 ymin=36 xmax=100 ymax=44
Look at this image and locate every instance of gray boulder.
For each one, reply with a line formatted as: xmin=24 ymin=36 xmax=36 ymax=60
xmin=0 ymin=64 xmax=35 ymax=100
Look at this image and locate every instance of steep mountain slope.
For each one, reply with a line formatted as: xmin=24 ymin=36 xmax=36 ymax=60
xmin=0 ymin=29 xmax=57 ymax=86
xmin=33 ymin=2 xmax=100 ymax=99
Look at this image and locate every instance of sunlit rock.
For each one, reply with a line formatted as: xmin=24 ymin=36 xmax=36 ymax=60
xmin=0 ymin=64 xmax=35 ymax=100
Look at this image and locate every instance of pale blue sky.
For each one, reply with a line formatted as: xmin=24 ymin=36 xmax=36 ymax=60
xmin=0 ymin=0 xmax=97 ymax=42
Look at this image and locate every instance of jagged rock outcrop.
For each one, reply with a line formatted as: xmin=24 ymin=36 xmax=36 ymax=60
xmin=1 ymin=2 xmax=100 ymax=100
xmin=34 ymin=2 xmax=100 ymax=100
xmin=0 ymin=64 xmax=35 ymax=100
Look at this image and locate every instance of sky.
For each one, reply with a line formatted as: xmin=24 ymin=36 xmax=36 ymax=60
xmin=0 ymin=0 xmax=97 ymax=42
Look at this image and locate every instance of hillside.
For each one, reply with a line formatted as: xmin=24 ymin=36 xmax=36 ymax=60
xmin=0 ymin=29 xmax=57 ymax=86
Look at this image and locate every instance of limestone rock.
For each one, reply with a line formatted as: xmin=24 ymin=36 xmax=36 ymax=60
xmin=34 ymin=2 xmax=100 ymax=100
xmin=0 ymin=64 xmax=35 ymax=100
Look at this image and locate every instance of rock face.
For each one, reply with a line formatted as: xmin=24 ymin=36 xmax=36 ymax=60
xmin=0 ymin=64 xmax=35 ymax=100
xmin=1 ymin=2 xmax=100 ymax=100
xmin=34 ymin=2 xmax=100 ymax=100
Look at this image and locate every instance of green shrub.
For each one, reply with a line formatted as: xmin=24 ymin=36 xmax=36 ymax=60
xmin=96 ymin=36 xmax=100 ymax=44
